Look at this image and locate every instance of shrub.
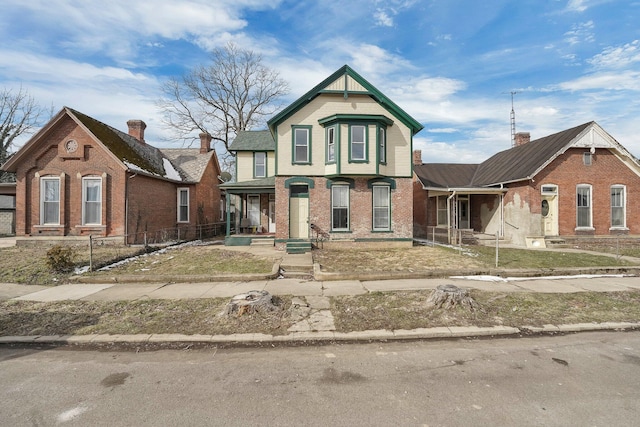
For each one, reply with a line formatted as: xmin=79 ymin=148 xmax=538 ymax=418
xmin=46 ymin=245 xmax=77 ymax=273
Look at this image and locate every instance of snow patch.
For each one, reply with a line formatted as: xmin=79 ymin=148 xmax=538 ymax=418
xmin=163 ymin=158 xmax=182 ymax=181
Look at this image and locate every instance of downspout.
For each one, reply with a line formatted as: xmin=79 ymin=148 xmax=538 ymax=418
xmin=500 ymin=184 xmax=504 ymax=238
xmin=447 ymin=190 xmax=456 ymax=244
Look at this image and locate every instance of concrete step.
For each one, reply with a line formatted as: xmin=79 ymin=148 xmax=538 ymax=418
xmin=286 ymin=240 xmax=312 ymax=254
xmin=251 ymin=238 xmax=274 ymax=246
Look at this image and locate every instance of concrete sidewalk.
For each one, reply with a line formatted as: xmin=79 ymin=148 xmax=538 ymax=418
xmin=2 ymin=274 xmax=640 ymax=347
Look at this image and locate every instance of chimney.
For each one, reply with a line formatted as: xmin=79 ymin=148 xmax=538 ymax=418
xmin=127 ymin=120 xmax=147 ymax=144
xmin=515 ymin=132 xmax=530 ymax=146
xmin=413 ymin=149 xmax=422 ymax=165
xmin=199 ymin=132 xmax=212 ymax=154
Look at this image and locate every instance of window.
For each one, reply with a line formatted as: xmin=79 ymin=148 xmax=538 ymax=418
xmin=293 ymin=127 xmax=310 ymax=163
xmin=254 ymin=152 xmax=266 ymax=178
xmin=378 ymin=127 xmax=386 ymax=164
xmin=372 ymin=185 xmax=390 ymax=231
xmin=583 ymin=152 xmax=592 ymax=166
xmin=82 ymin=177 xmax=102 ymax=225
xmin=576 ymin=185 xmax=592 ymax=228
xmin=178 ymin=188 xmax=189 ymax=223
xmin=247 ymin=195 xmax=260 ymax=226
xmin=437 ymin=196 xmax=448 ymax=226
xmin=41 ymin=177 xmax=60 ymax=225
xmin=350 ymin=125 xmax=366 ymax=161
xmin=326 ymin=126 xmax=336 ymax=163
xmin=331 ymin=184 xmax=349 ymax=230
xmin=611 ymin=185 xmax=626 ymax=228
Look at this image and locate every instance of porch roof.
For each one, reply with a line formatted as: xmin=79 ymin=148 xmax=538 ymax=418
xmin=219 ymin=176 xmax=275 ymax=194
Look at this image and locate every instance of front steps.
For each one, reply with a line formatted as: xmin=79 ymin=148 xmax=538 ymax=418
xmin=251 ymin=237 xmax=274 ymax=247
xmin=286 ymin=240 xmax=312 ymax=254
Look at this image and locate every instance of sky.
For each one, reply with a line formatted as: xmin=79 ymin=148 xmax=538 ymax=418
xmin=1 ymin=0 xmax=639 ymax=165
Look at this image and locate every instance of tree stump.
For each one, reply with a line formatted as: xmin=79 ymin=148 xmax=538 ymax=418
xmin=224 ymin=290 xmax=280 ymax=317
xmin=426 ymin=284 xmax=478 ymax=311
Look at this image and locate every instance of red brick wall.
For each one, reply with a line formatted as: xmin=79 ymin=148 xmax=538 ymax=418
xmin=275 ymin=176 xmax=413 ymax=244
xmin=193 ymin=159 xmax=222 ymax=225
xmin=14 ymin=116 xmax=128 ymax=238
xmin=534 ymin=148 xmax=640 ymax=235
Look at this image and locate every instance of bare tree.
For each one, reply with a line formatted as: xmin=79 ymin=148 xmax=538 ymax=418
xmin=0 ymin=87 xmax=49 ymax=182
xmin=157 ymin=43 xmax=289 ymax=167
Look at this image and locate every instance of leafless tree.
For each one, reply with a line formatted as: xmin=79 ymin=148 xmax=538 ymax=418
xmin=0 ymin=87 xmax=49 ymax=182
xmin=157 ymin=43 xmax=289 ymax=168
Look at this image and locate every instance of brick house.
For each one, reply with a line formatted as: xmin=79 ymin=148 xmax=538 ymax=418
xmin=0 ymin=107 xmax=222 ymax=245
xmin=222 ymin=65 xmax=423 ymax=252
xmin=413 ymin=121 xmax=640 ymax=246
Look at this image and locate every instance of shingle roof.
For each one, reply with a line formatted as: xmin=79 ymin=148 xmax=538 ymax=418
xmin=470 ymin=122 xmax=593 ymax=186
xmin=414 ymin=163 xmax=479 ymax=188
xmin=219 ymin=176 xmax=275 ymax=192
xmin=70 ymin=108 xmax=168 ymax=177
xmin=415 ymin=122 xmax=596 ymax=189
xmin=229 ymin=130 xmax=275 ymax=151
xmin=160 ymin=149 xmax=215 ymax=183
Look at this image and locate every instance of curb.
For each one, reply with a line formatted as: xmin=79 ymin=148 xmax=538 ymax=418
xmin=2 ymin=323 xmax=638 ymax=348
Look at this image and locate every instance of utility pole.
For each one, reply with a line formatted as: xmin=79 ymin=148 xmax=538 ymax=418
xmin=509 ymin=91 xmax=518 ymax=147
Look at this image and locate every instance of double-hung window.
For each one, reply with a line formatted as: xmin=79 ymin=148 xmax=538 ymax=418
xmin=378 ymin=127 xmax=386 ymax=164
xmin=82 ymin=177 xmax=102 ymax=225
xmin=254 ymin=152 xmax=266 ymax=178
xmin=326 ymin=126 xmax=336 ymax=163
xmin=350 ymin=125 xmax=366 ymax=161
xmin=293 ymin=126 xmax=310 ymax=163
xmin=331 ymin=184 xmax=349 ymax=231
xmin=576 ymin=185 xmax=592 ymax=228
xmin=41 ymin=177 xmax=60 ymax=225
xmin=611 ymin=185 xmax=626 ymax=228
xmin=178 ymin=188 xmax=189 ymax=223
xmin=372 ymin=185 xmax=390 ymax=231
xmin=437 ymin=196 xmax=448 ymax=225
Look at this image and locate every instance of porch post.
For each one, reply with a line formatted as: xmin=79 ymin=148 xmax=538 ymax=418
xmin=225 ymin=192 xmax=231 ymax=237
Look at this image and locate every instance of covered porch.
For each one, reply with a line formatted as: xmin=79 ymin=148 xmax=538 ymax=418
xmin=425 ymin=187 xmax=507 ymax=245
xmin=220 ymin=177 xmax=276 ymax=246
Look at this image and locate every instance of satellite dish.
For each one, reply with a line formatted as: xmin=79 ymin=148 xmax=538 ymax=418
xmin=220 ymin=171 xmax=232 ymax=182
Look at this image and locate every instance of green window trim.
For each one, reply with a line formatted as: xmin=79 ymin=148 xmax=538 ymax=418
xmin=253 ymin=152 xmax=267 ymax=178
xmin=378 ymin=126 xmax=387 ymax=165
xmin=372 ymin=185 xmax=391 ymax=231
xmin=326 ymin=125 xmax=337 ymax=164
xmin=292 ymin=125 xmax=312 ymax=165
xmin=284 ymin=176 xmax=315 ymax=189
xmin=331 ymin=183 xmax=350 ymax=231
xmin=349 ymin=124 xmax=368 ymax=163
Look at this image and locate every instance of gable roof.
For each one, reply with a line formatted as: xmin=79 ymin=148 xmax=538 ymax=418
xmin=415 ymin=121 xmax=640 ymax=190
xmin=229 ymin=130 xmax=275 ymax=151
xmin=470 ymin=122 xmax=592 ymax=186
xmin=267 ymin=65 xmax=423 ymax=136
xmin=2 ymin=107 xmax=218 ymax=184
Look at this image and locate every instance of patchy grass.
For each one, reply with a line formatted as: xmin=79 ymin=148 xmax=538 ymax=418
xmin=471 ymin=246 xmax=638 ymax=269
xmin=314 ymin=245 xmax=638 ymax=274
xmin=87 ymin=245 xmax=274 ymax=276
xmin=0 ymin=244 xmax=147 ymax=286
xmin=2 ymin=290 xmax=638 ymax=337
xmin=0 ymin=296 xmax=295 ymax=336
xmin=331 ymin=290 xmax=640 ymax=332
xmin=314 ymin=246 xmax=486 ymax=273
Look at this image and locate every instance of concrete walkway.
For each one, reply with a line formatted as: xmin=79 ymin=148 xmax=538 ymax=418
xmin=2 ymin=274 xmax=640 ymax=347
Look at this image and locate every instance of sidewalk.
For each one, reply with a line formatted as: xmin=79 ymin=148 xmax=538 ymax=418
xmin=2 ymin=274 xmax=640 ymax=347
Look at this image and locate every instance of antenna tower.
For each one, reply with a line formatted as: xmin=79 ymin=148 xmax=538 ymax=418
xmin=510 ymin=91 xmax=518 ymax=147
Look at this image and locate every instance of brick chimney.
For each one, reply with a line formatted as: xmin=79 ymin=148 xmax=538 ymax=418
xmin=199 ymin=132 xmax=212 ymax=154
xmin=127 ymin=120 xmax=146 ymax=144
xmin=515 ymin=132 xmax=530 ymax=146
xmin=413 ymin=149 xmax=422 ymax=165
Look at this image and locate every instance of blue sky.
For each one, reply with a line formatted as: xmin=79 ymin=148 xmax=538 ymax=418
xmin=1 ymin=0 xmax=639 ymax=164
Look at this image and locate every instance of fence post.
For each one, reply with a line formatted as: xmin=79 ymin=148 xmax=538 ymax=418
xmin=89 ymin=235 xmax=93 ymax=272
xmin=495 ymin=231 xmax=499 ymax=268
xmin=177 ymin=228 xmax=180 ymax=242
xmin=144 ymin=231 xmax=147 ymax=248
xmin=432 ymin=226 xmax=435 ymax=246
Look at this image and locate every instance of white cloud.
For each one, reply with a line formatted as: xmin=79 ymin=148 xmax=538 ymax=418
xmin=563 ymin=20 xmax=595 ymax=45
xmin=558 ymin=71 xmax=640 ymax=91
xmin=374 ymin=9 xmax=394 ymax=27
xmin=588 ymin=40 xmax=640 ymax=70
xmin=566 ymin=0 xmax=589 ymax=12
xmin=427 ymin=128 xmax=458 ymax=134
